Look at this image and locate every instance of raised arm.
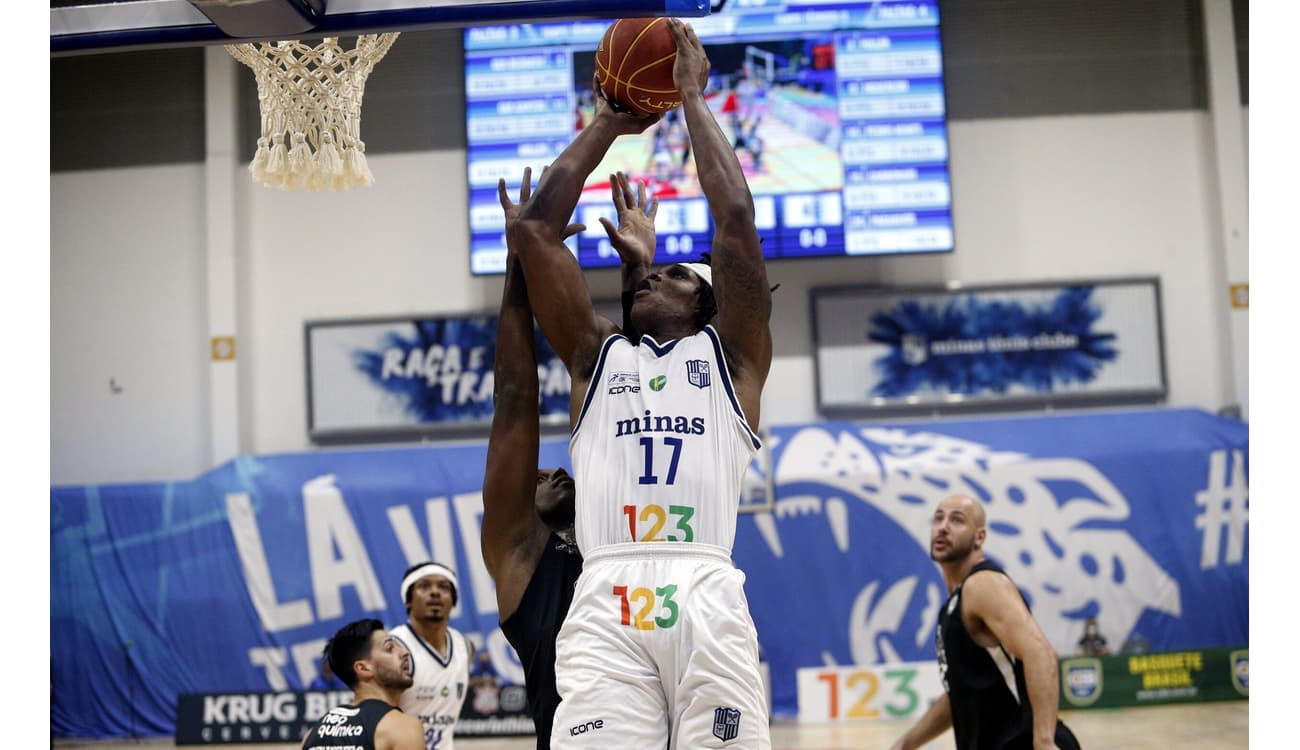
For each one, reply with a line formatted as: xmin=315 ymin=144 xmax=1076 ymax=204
xmin=481 ymin=168 xmax=555 ymax=619
xmin=964 ymin=573 xmax=1064 ymax=750
xmin=667 ymin=19 xmax=772 ymax=430
xmin=598 ymin=171 xmax=659 ymax=343
xmin=511 ymin=84 xmax=660 ymax=408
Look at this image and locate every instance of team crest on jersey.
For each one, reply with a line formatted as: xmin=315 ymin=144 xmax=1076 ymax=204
xmin=1061 ymin=659 xmax=1102 ymax=707
xmin=712 ymin=707 xmax=741 ymax=741
xmin=649 ymin=375 xmax=667 ymax=391
xmin=686 ymin=359 xmax=711 ymax=388
xmin=1230 ymin=649 xmax=1248 ymax=695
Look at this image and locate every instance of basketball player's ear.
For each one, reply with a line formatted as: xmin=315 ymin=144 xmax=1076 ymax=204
xmin=354 ymin=658 xmax=374 ymax=682
xmin=974 ymin=525 xmax=987 ymax=550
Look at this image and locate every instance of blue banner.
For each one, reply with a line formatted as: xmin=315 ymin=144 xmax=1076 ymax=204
xmin=52 ymin=408 xmax=1247 ymax=737
xmin=813 ymin=278 xmax=1167 ymax=413
xmin=306 ymin=315 xmax=572 ymax=439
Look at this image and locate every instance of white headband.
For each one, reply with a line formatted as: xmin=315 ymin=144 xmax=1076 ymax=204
xmin=400 ymin=563 xmax=458 ymax=604
xmin=678 ymin=262 xmax=713 ymax=289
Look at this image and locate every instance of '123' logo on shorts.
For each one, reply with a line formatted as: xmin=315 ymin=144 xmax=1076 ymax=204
xmin=712 ymin=707 xmax=740 ymax=742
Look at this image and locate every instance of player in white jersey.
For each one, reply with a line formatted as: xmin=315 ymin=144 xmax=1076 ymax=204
xmin=508 ymin=20 xmax=772 ymax=749
xmin=389 ymin=562 xmax=472 ymax=750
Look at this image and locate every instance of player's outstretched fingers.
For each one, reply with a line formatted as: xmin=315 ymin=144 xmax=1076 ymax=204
xmin=609 ymin=174 xmax=626 ymax=210
xmin=618 ymin=172 xmax=636 ymax=209
xmin=518 ymin=165 xmax=533 ymax=203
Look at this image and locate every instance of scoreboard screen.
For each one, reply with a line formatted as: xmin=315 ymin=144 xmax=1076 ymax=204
xmin=464 ymin=0 xmax=954 ymax=275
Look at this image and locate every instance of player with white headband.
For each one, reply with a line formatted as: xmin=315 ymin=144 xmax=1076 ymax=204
xmin=389 ymin=561 xmax=472 ymax=750
xmin=508 ymin=18 xmax=775 ymax=748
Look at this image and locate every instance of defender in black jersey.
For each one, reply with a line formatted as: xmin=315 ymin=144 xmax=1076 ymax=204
xmin=483 ymin=170 xmax=657 ymax=749
xmin=303 ymin=619 xmax=425 ymax=750
xmin=890 ymin=495 xmax=1081 ymax=750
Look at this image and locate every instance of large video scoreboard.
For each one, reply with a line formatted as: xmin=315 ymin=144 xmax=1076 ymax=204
xmin=464 ymin=0 xmax=953 ymax=274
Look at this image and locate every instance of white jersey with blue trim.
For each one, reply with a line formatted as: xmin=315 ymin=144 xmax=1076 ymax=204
xmin=390 ymin=624 xmax=469 ymax=750
xmin=569 ymin=325 xmax=761 ymax=555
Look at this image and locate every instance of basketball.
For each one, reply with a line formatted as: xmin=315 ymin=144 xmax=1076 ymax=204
xmin=595 ymin=17 xmax=681 ymax=116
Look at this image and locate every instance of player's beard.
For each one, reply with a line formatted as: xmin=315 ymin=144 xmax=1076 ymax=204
xmin=420 ymin=605 xmax=447 ymax=623
xmin=931 ymin=533 xmax=976 ymax=564
xmin=377 ymin=662 xmax=413 ymax=691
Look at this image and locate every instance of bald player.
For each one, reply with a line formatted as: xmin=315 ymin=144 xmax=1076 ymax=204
xmin=891 ymin=494 xmax=1080 ymax=750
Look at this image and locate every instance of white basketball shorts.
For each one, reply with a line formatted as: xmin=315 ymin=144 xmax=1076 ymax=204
xmin=550 ymin=542 xmax=771 ymax=749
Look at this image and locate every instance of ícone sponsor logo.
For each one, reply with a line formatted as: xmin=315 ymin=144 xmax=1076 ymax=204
xmin=568 ymin=719 xmax=604 ymax=736
xmin=1062 ymin=659 xmax=1102 ymax=707
xmin=608 ymin=370 xmax=640 ymax=395
xmin=712 ymin=707 xmax=741 ymax=742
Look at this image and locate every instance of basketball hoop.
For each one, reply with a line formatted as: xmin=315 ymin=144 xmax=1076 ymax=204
xmin=226 ymin=34 xmax=399 ymax=191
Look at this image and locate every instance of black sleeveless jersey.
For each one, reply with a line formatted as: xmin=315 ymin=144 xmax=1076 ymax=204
xmin=499 ymin=533 xmax=583 ymax=750
xmin=302 ymin=698 xmax=395 ymax=750
xmin=937 ymin=560 xmax=1080 ymax=750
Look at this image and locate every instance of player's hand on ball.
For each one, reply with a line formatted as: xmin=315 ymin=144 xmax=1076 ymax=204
xmin=591 ymin=74 xmax=661 ymax=135
xmin=667 ymin=19 xmax=710 ymax=97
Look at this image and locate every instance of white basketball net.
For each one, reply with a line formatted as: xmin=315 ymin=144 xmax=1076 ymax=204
xmin=226 ymin=34 xmax=399 ymax=191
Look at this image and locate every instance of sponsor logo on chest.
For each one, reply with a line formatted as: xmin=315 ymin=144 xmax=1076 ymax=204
xmin=608 ymin=370 xmax=640 ymax=395
xmin=615 ymin=410 xmax=705 ymax=437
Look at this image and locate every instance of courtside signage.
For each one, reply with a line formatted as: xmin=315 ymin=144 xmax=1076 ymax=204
xmin=796 ymin=662 xmax=943 ymax=723
xmin=811 ymin=277 xmax=1167 ymax=415
xmin=176 ymin=687 xmax=534 ymax=744
xmin=1059 ymin=647 xmax=1249 ymax=709
xmin=175 ymin=691 xmax=352 ymax=745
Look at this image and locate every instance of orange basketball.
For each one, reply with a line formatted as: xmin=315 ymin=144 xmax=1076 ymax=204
xmin=594 ymin=18 xmax=681 ymax=116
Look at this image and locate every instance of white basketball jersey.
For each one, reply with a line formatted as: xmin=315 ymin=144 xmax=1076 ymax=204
xmin=570 ymin=326 xmax=761 ymax=554
xmin=390 ymin=624 xmax=469 ymax=750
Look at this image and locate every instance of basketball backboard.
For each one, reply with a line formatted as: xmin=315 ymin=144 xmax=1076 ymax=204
xmin=51 ymin=0 xmax=712 ymax=56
